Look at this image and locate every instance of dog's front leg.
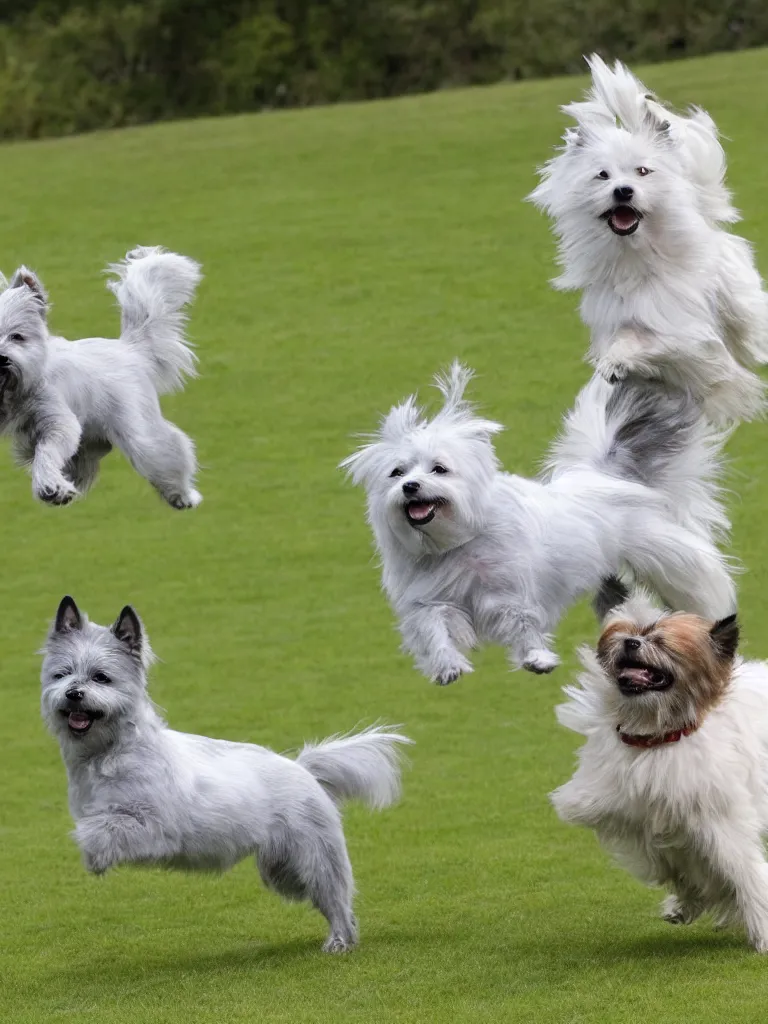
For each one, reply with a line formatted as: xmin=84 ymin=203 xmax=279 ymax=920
xmin=594 ymin=325 xmax=663 ymax=384
xmin=698 ymin=819 xmax=768 ymax=952
xmin=495 ymin=606 xmax=559 ymax=675
xmin=75 ymin=810 xmax=161 ymax=875
xmin=29 ymin=398 xmax=82 ymax=505
xmin=399 ymin=603 xmax=474 ymax=685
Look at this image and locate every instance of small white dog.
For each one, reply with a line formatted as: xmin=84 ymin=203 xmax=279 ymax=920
xmin=529 ymin=54 xmax=768 ymax=424
xmin=41 ymin=596 xmax=411 ymax=953
xmin=341 ymin=363 xmax=734 ymax=683
xmin=0 ymin=245 xmax=202 ymax=508
xmin=552 ymin=593 xmax=768 ymax=952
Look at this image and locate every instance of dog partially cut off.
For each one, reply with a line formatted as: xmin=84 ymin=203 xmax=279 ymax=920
xmin=0 ymin=246 xmax=202 ymax=508
xmin=553 ymin=592 xmax=768 ymax=952
xmin=41 ymin=596 xmax=412 ymax=952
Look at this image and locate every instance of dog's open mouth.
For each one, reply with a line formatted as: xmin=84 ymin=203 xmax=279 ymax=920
xmin=404 ymin=499 xmax=446 ymax=527
xmin=61 ymin=709 xmax=103 ymax=735
xmin=602 ymin=205 xmax=642 ymax=236
xmin=615 ymin=659 xmax=673 ymax=695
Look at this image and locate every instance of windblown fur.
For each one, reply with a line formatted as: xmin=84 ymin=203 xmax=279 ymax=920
xmin=341 ymin=363 xmax=734 ymax=683
xmin=529 ymin=54 xmax=768 ymax=424
xmin=0 ymin=246 xmax=202 ymax=508
xmin=41 ymin=597 xmax=412 ymax=953
xmin=553 ymin=594 xmax=768 ymax=952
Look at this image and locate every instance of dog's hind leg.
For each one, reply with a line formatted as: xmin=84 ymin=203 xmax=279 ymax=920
xmin=257 ymin=813 xmax=358 ymax=952
xmin=112 ymin=405 xmax=201 ymax=510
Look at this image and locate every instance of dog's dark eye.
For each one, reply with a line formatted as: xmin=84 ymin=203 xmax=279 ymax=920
xmin=636 ymin=167 xmax=652 ymax=176
xmin=432 ymin=464 xmax=449 ymax=475
xmin=92 ymin=671 xmax=111 ymax=684
xmin=52 ymin=672 xmax=67 ymax=681
xmin=596 ymin=170 xmax=610 ymax=180
xmin=389 ymin=468 xmax=404 ymax=478
xmin=7 ymin=333 xmax=24 ymax=342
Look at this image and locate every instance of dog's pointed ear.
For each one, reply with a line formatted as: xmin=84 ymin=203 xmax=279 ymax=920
xmin=9 ymin=266 xmax=48 ymax=316
xmin=54 ymin=596 xmax=83 ymax=634
xmin=710 ymin=614 xmax=739 ymax=661
xmin=112 ymin=606 xmax=143 ymax=656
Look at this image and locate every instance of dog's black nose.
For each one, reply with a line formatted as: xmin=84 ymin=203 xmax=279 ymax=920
xmin=65 ymin=687 xmax=84 ymax=702
xmin=614 ymin=185 xmax=634 ymax=202
xmin=402 ymin=481 xmax=420 ymax=496
xmin=624 ymin=637 xmax=642 ymax=652
xmin=0 ymin=354 xmax=10 ymax=368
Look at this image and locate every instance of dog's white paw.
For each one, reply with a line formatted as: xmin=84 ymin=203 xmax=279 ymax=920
xmin=596 ymin=356 xmax=629 ymax=385
xmin=34 ymin=477 xmax=78 ymax=506
xmin=323 ymin=933 xmax=357 ymax=954
xmin=166 ymin=488 xmax=202 ymax=510
xmin=522 ymin=649 xmax=560 ymax=675
xmin=81 ymin=848 xmax=112 ymax=876
xmin=431 ymin=655 xmax=473 ymax=687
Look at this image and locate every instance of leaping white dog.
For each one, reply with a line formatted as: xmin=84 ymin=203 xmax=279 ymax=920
xmin=529 ymin=54 xmax=768 ymax=424
xmin=0 ymin=245 xmax=202 ymax=508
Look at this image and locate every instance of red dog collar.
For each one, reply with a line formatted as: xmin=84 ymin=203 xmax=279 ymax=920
xmin=618 ymin=723 xmax=698 ymax=748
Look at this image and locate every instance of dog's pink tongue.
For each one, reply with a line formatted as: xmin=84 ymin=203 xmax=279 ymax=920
xmin=408 ymin=503 xmax=434 ymax=521
xmin=619 ymin=667 xmax=654 ymax=687
xmin=68 ymin=712 xmax=91 ymax=730
xmin=612 ymin=207 xmax=637 ymax=231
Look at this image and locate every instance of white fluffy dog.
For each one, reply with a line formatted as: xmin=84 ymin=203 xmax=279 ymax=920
xmin=552 ymin=593 xmax=768 ymax=952
xmin=529 ymin=54 xmax=768 ymax=424
xmin=0 ymin=245 xmax=202 ymax=508
xmin=41 ymin=596 xmax=411 ymax=953
xmin=341 ymin=364 xmax=734 ymax=683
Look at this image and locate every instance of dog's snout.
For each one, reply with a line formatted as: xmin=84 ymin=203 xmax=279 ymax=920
xmin=65 ymin=687 xmax=84 ymax=702
xmin=402 ymin=481 xmax=420 ymax=496
xmin=614 ymin=185 xmax=634 ymax=202
xmin=624 ymin=637 xmax=642 ymax=653
xmin=0 ymin=353 xmax=11 ymax=368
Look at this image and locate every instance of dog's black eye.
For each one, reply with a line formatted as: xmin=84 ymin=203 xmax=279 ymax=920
xmin=596 ymin=170 xmax=610 ymax=180
xmin=7 ymin=333 xmax=24 ymax=342
xmin=92 ymin=671 xmax=111 ymax=684
xmin=636 ymin=167 xmax=652 ymax=176
xmin=389 ymin=468 xmax=404 ymax=478
xmin=52 ymin=672 xmax=67 ymax=681
xmin=432 ymin=464 xmax=448 ymax=475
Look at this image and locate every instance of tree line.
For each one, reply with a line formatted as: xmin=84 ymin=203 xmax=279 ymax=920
xmin=0 ymin=0 xmax=764 ymax=140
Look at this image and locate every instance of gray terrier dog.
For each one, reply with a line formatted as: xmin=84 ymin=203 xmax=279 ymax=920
xmin=0 ymin=245 xmax=202 ymax=508
xmin=41 ymin=596 xmax=412 ymax=952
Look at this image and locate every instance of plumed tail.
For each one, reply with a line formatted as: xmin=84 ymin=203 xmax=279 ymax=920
xmin=547 ymin=375 xmax=731 ymax=544
xmin=107 ymin=246 xmax=202 ymax=394
xmin=296 ymin=725 xmax=413 ymax=810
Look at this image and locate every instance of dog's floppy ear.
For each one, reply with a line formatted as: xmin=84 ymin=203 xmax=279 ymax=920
xmin=112 ymin=606 xmax=143 ymax=656
xmin=54 ymin=596 xmax=83 ymax=634
xmin=710 ymin=614 xmax=739 ymax=661
xmin=8 ymin=266 xmax=47 ymax=315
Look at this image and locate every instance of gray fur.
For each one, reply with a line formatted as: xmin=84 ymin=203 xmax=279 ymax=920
xmin=40 ymin=597 xmax=412 ymax=953
xmin=0 ymin=246 xmax=202 ymax=509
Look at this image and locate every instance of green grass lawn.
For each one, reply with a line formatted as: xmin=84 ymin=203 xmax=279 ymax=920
xmin=3 ymin=46 xmax=768 ymax=1024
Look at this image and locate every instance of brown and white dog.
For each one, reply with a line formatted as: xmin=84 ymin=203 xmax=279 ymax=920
xmin=552 ymin=590 xmax=768 ymax=952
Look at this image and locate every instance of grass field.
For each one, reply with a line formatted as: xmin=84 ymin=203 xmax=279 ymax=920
xmin=3 ymin=46 xmax=768 ymax=1024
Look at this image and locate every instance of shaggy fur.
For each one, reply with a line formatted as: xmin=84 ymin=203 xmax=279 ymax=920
xmin=341 ymin=363 xmax=734 ymax=683
xmin=529 ymin=54 xmax=768 ymax=424
xmin=41 ymin=597 xmax=412 ymax=953
xmin=0 ymin=246 xmax=202 ymax=508
xmin=553 ymin=593 xmax=768 ymax=952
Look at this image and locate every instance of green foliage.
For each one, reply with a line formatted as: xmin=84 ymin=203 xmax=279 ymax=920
xmin=0 ymin=0 xmax=766 ymax=138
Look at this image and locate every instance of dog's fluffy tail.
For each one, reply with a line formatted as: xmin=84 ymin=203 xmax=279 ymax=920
xmin=107 ymin=246 xmax=202 ymax=394
xmin=296 ymin=725 xmax=412 ymax=810
xmin=547 ymin=375 xmax=731 ymax=544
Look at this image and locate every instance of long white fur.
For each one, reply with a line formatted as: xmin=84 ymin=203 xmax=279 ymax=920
xmin=529 ymin=54 xmax=768 ymax=424
xmin=342 ymin=363 xmax=735 ymax=682
xmin=552 ymin=594 xmax=768 ymax=952
xmin=41 ymin=598 xmax=412 ymax=954
xmin=0 ymin=246 xmax=202 ymax=508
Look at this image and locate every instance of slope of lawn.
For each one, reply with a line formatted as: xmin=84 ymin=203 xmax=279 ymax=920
xmin=2 ymin=46 xmax=768 ymax=1024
